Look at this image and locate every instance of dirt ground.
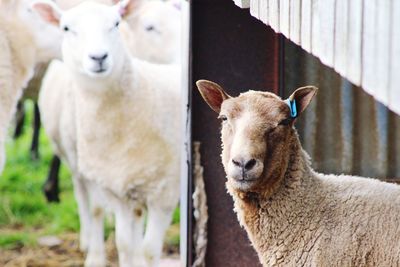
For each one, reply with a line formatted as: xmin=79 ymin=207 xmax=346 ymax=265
xmin=0 ymin=232 xmax=180 ymax=267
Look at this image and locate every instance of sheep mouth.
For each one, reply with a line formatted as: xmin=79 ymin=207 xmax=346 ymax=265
xmin=92 ymin=67 xmax=107 ymax=73
xmin=231 ymin=170 xmax=260 ymax=183
xmin=230 ymin=175 xmax=259 ymax=190
xmin=233 ymin=176 xmax=258 ymax=183
xmin=86 ymin=67 xmax=111 ymax=78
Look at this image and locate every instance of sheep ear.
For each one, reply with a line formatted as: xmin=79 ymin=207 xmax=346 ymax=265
xmin=114 ymin=0 xmax=142 ymax=17
xmin=196 ymin=80 xmax=230 ymax=113
xmin=31 ymin=0 xmax=63 ymax=26
xmin=287 ymin=86 xmax=318 ymax=116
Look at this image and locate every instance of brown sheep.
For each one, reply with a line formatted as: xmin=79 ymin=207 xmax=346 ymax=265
xmin=196 ymin=79 xmax=400 ymax=267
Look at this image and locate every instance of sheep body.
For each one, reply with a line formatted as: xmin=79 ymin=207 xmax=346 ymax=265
xmin=75 ymin=59 xmax=180 ymax=197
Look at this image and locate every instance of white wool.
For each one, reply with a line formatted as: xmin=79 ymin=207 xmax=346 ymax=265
xmin=0 ymin=2 xmax=36 ymax=174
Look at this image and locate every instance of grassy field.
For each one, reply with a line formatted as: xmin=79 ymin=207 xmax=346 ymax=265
xmin=0 ymin=101 xmax=179 ymax=251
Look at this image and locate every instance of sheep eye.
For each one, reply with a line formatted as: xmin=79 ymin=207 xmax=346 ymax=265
xmin=278 ymin=118 xmax=292 ymax=126
xmin=63 ymin=26 xmax=69 ymax=32
xmin=218 ymin=115 xmax=228 ymax=122
xmin=145 ymin=25 xmax=155 ymax=32
xmin=115 ymin=21 xmax=120 ymax=28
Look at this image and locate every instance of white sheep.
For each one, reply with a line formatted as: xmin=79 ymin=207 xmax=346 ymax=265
xmin=0 ymin=0 xmax=37 ymax=174
xmin=33 ymin=1 xmax=181 ymax=266
xmin=196 ymin=80 xmax=400 ymax=266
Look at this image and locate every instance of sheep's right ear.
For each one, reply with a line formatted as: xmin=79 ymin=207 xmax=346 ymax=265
xmin=196 ymin=80 xmax=230 ymax=113
xmin=31 ymin=0 xmax=63 ymax=26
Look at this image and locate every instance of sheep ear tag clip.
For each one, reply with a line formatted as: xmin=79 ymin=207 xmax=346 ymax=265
xmin=284 ymin=98 xmax=297 ymax=118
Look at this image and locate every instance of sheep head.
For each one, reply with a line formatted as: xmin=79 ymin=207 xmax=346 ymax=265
xmin=196 ymin=80 xmax=317 ymax=195
xmin=32 ymin=0 xmax=134 ymax=80
xmin=121 ymin=0 xmax=181 ymax=63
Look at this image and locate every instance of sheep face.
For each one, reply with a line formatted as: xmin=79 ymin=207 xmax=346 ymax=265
xmin=196 ymin=80 xmax=317 ymax=194
xmin=125 ymin=1 xmax=181 ymax=63
xmin=33 ymin=0 xmax=134 ymax=80
xmin=61 ymin=3 xmax=122 ymax=78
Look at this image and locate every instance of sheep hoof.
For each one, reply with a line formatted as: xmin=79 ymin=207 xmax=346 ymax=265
xmin=84 ymin=255 xmax=106 ymax=267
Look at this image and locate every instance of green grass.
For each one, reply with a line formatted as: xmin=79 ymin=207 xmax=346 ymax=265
xmin=0 ymin=101 xmax=180 ymax=249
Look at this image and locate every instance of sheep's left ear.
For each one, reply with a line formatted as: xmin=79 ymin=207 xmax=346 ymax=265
xmin=113 ymin=0 xmax=142 ymax=17
xmin=31 ymin=0 xmax=63 ymax=26
xmin=286 ymin=86 xmax=318 ymax=117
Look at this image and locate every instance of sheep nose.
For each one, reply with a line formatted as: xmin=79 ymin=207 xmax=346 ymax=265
xmin=89 ymin=53 xmax=108 ymax=63
xmin=232 ymin=158 xmax=257 ymax=171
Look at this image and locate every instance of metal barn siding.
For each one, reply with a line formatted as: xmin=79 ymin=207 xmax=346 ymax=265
xmin=284 ymin=40 xmax=400 ymax=179
xmin=190 ymin=0 xmax=282 ymax=265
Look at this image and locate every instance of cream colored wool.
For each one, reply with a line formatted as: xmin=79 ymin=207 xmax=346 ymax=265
xmin=41 ymin=61 xmax=180 ymax=200
xmin=232 ymin=137 xmax=400 ymax=267
xmin=0 ymin=2 xmax=36 ymax=173
xmin=196 ymin=80 xmax=400 ymax=267
xmin=75 ymin=58 xmax=181 ymax=198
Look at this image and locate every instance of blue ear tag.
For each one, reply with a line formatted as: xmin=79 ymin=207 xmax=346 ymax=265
xmin=284 ymin=99 xmax=297 ymax=118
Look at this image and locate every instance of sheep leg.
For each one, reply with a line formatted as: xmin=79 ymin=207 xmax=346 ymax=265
xmin=13 ymin=100 xmax=25 ymax=138
xmin=115 ymin=201 xmax=145 ymax=267
xmin=143 ymin=203 xmax=176 ymax=267
xmin=71 ymin=176 xmax=91 ymax=253
xmin=30 ymin=102 xmax=40 ymax=160
xmin=85 ymin=184 xmax=106 ymax=267
xmin=43 ymin=155 xmax=60 ymax=202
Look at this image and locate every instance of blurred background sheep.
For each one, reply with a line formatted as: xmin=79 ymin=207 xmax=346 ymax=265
xmin=0 ymin=0 xmax=183 ymax=266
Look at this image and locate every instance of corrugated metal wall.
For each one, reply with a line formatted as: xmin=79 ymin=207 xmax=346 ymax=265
xmin=284 ymin=40 xmax=400 ymax=179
